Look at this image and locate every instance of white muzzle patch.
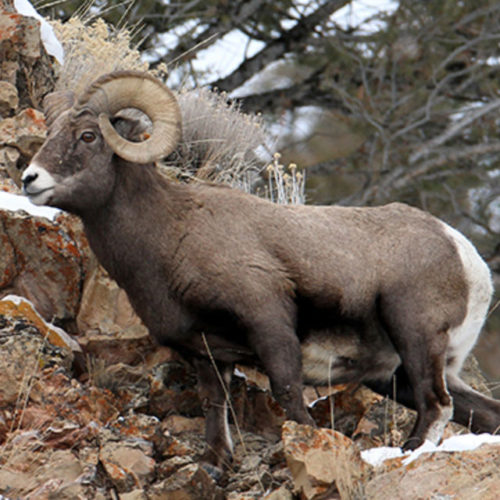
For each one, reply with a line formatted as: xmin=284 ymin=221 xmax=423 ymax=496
xmin=22 ymin=163 xmax=57 ymax=206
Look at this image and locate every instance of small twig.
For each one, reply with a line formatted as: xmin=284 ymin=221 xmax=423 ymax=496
xmin=328 ymin=355 xmax=335 ymax=431
xmin=487 ymin=298 xmax=500 ymax=319
xmin=167 ymin=33 xmax=220 ymax=68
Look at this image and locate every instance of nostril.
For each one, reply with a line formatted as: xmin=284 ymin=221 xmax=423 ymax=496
xmin=22 ymin=173 xmax=38 ymax=187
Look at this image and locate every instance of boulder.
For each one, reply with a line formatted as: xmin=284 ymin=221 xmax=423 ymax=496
xmin=282 ymin=420 xmax=366 ymax=500
xmin=0 ymin=107 xmax=47 ymax=157
xmin=0 ymin=295 xmax=78 ymax=405
xmin=77 ymin=263 xmax=157 ymax=366
xmin=0 ymin=145 xmax=21 ymax=188
xmin=263 ymin=486 xmax=294 ymax=500
xmin=0 ymin=80 xmax=18 ymax=116
xmin=231 ymin=372 xmax=286 ymax=439
xmin=0 ymin=199 xmax=90 ymax=321
xmin=0 ymin=7 xmax=55 ymax=107
xmin=149 ymin=463 xmax=221 ymax=500
xmin=119 ymin=490 xmax=149 ymax=500
xmin=99 ymin=441 xmax=156 ymax=493
xmin=0 ymin=448 xmax=84 ymax=498
xmin=77 ymin=263 xmax=148 ymax=340
xmin=0 ymin=10 xmax=41 ymax=60
xmin=363 ymin=442 xmax=500 ymax=499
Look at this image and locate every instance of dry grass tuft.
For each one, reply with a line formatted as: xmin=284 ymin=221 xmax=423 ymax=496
xmin=264 ymin=152 xmax=306 ymax=204
xmin=52 ymin=17 xmax=150 ymax=96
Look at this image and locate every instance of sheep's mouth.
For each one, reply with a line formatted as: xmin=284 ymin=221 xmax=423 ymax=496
xmin=25 ymin=186 xmax=55 ymax=205
xmin=25 ymin=186 xmax=53 ymax=196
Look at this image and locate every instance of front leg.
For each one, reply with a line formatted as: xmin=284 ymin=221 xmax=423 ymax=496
xmin=247 ymin=315 xmax=315 ymax=427
xmin=194 ymin=358 xmax=234 ymax=472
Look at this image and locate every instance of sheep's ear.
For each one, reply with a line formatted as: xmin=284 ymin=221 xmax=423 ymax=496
xmin=43 ymin=91 xmax=75 ymax=128
xmin=111 ymin=110 xmax=152 ymax=143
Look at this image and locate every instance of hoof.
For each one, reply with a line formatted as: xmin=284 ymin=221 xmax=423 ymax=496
xmin=402 ymin=436 xmax=423 ymax=451
xmin=200 ymin=461 xmax=224 ymax=482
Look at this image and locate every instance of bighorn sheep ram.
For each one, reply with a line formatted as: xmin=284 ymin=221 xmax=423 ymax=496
xmin=23 ymin=71 xmax=499 ymax=469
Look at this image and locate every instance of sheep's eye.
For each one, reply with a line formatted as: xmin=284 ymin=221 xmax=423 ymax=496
xmin=80 ymin=131 xmax=96 ymax=143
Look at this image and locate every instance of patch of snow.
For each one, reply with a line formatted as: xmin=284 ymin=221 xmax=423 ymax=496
xmin=0 ymin=191 xmax=61 ymax=221
xmin=431 ymin=433 xmax=500 ymax=453
xmin=1 ymin=294 xmax=24 ymax=306
xmin=1 ymin=294 xmax=81 ymax=352
xmin=233 ymin=367 xmax=248 ymax=380
xmin=333 ymin=0 xmax=399 ymax=33
xmin=14 ymin=0 xmax=64 ymax=65
xmin=400 ymin=439 xmax=441 ymax=465
xmin=308 ymin=395 xmax=329 ymax=408
xmin=361 ymin=433 xmax=500 ymax=467
xmin=402 ymin=433 xmax=500 ymax=465
xmin=360 ymin=446 xmax=404 ymax=467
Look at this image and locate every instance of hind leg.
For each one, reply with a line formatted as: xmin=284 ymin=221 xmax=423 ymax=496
xmin=380 ymin=301 xmax=453 ymax=449
xmin=446 ymin=374 xmax=500 ymax=434
xmin=400 ymin=332 xmax=453 ymax=450
xmin=368 ymin=365 xmax=500 ymax=437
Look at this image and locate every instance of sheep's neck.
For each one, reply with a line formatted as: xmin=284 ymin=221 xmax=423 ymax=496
xmin=81 ymin=163 xmax=190 ymax=292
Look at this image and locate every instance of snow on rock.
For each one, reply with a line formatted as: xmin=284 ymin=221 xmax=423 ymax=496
xmin=360 ymin=446 xmax=404 ymax=467
xmin=13 ymin=0 xmax=64 ymax=64
xmin=0 ymin=190 xmax=60 ymax=221
xmin=0 ymin=294 xmax=81 ymax=352
xmin=402 ymin=433 xmax=500 ymax=465
xmin=361 ymin=433 xmax=500 ymax=467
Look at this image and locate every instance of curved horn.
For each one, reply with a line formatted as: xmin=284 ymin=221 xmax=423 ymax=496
xmin=75 ymin=71 xmax=181 ymax=163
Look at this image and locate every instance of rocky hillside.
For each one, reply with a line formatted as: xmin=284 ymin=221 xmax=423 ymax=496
xmin=0 ymin=5 xmax=499 ymax=499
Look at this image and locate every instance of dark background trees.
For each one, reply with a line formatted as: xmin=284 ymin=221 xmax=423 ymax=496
xmin=37 ymin=0 xmax=499 ymax=385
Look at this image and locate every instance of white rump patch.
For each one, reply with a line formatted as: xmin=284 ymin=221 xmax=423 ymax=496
xmin=441 ymin=222 xmax=493 ymax=375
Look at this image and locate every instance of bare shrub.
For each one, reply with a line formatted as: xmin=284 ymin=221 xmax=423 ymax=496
xmin=161 ymin=87 xmax=266 ymax=193
xmin=51 ymin=17 xmax=269 ymax=196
